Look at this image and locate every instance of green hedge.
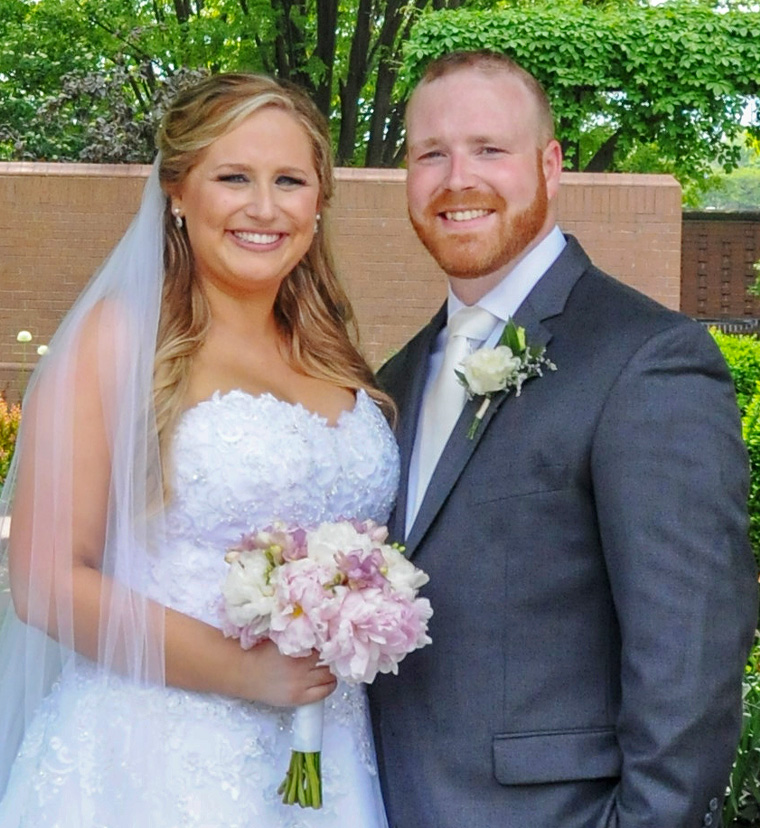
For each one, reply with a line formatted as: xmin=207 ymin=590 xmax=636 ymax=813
xmin=724 ymin=634 xmax=760 ymax=827
xmin=711 ymin=329 xmax=760 ymax=827
xmin=712 ymin=330 xmax=760 ymax=571
xmin=712 ymin=330 xmax=760 ymax=415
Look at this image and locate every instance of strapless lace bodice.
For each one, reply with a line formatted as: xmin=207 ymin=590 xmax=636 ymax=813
xmin=148 ymin=388 xmax=399 ymax=625
xmin=0 ymin=388 xmax=399 ymax=828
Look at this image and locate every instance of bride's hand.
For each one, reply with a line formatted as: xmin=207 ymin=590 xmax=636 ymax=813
xmin=237 ymin=640 xmax=337 ymax=707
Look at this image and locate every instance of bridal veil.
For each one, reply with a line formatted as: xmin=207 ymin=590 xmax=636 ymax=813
xmin=0 ymin=160 xmax=170 ymax=817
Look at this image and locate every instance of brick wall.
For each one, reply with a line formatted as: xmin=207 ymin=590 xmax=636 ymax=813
xmin=0 ymin=163 xmax=682 ymax=400
xmin=681 ymin=212 xmax=760 ymax=321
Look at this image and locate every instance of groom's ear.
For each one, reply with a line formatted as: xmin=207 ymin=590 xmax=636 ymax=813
xmin=542 ymin=140 xmax=563 ymax=202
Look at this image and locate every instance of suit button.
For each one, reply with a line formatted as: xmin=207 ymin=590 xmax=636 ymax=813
xmin=703 ymin=815 xmax=713 ymax=826
xmin=709 ymin=797 xmax=719 ymax=811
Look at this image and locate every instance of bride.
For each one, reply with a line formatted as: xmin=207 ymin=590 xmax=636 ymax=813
xmin=0 ymin=73 xmax=399 ymax=826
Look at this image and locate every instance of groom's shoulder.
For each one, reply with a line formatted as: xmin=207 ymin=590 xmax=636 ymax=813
xmin=558 ymin=239 xmax=721 ymax=364
xmin=570 ymin=248 xmax=699 ymax=340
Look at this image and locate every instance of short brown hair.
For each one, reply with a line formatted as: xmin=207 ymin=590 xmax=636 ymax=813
xmin=413 ymin=50 xmax=555 ymax=144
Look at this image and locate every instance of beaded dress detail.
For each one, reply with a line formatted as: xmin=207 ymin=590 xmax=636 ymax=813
xmin=0 ymin=389 xmax=399 ymax=827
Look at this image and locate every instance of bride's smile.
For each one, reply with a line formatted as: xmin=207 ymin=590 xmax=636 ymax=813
xmin=170 ymin=107 xmax=321 ymax=300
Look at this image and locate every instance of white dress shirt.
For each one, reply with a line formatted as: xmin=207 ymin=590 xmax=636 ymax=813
xmin=404 ymin=226 xmax=567 ymax=536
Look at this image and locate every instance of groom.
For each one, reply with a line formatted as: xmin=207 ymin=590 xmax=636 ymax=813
xmin=369 ymin=50 xmax=758 ymax=828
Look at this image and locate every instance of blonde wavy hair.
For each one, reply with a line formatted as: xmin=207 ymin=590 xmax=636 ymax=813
xmin=154 ymin=73 xmax=394 ymax=487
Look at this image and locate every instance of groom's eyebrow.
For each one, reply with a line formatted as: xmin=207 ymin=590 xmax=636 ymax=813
xmin=408 ymin=137 xmax=442 ymax=153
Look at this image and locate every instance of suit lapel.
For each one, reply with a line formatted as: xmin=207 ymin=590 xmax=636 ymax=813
xmin=387 ymin=305 xmax=447 ymax=546
xmin=403 ymin=235 xmax=592 ymax=557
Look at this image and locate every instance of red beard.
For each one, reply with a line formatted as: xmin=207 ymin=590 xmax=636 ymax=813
xmin=409 ymin=158 xmax=549 ymax=280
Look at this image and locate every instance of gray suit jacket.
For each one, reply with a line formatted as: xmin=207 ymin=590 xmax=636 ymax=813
xmin=369 ymin=236 xmax=758 ymax=828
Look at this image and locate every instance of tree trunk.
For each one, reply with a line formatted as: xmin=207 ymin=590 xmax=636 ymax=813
xmin=337 ymin=0 xmax=373 ymax=164
xmin=381 ymin=100 xmax=407 ymax=166
xmin=173 ymin=0 xmax=191 ymax=25
xmin=370 ymin=0 xmax=432 ymax=167
xmin=313 ymin=0 xmax=338 ymax=116
xmin=583 ymin=129 xmax=620 ymax=172
xmin=365 ymin=0 xmax=404 ymax=166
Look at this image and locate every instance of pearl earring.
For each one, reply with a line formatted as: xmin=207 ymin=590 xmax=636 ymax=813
xmin=172 ymin=207 xmax=184 ymax=229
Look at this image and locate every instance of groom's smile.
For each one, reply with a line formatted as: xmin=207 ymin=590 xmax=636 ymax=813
xmin=405 ymin=66 xmax=561 ymax=289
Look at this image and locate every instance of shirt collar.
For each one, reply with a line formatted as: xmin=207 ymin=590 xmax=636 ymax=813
xmin=447 ymin=225 xmax=566 ymax=323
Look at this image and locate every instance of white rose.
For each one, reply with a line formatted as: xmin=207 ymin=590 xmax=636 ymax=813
xmin=460 ymin=346 xmax=521 ymax=396
xmin=221 ymin=550 xmax=275 ymax=630
xmin=306 ymin=521 xmax=373 ymax=571
xmin=382 ymin=546 xmax=429 ymax=599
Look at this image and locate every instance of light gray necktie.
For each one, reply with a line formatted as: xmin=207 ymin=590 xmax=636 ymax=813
xmin=413 ymin=305 xmax=497 ymax=517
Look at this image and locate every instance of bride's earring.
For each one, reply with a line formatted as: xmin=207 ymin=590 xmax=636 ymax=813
xmin=313 ymin=212 xmax=321 ymax=234
xmin=172 ymin=206 xmax=184 ymax=230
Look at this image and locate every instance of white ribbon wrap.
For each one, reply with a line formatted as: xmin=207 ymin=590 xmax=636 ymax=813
xmin=291 ymin=699 xmax=325 ymax=752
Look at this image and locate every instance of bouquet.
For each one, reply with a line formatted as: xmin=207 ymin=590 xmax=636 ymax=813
xmin=218 ymin=519 xmax=433 ymax=808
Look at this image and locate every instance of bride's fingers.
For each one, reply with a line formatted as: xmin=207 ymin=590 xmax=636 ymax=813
xmin=309 ymin=666 xmax=338 ymax=695
xmin=306 ymin=659 xmax=336 ymax=684
xmin=310 ymin=669 xmax=337 ymax=688
xmin=237 ymin=641 xmax=338 ymax=705
xmin=303 ymin=651 xmax=336 ymax=683
xmin=304 ymin=675 xmax=337 ymax=701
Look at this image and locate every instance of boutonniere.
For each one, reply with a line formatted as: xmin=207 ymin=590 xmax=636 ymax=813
xmin=455 ymin=319 xmax=556 ymax=439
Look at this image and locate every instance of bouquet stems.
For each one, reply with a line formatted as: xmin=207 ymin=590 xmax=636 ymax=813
xmin=278 ymin=699 xmax=324 ymax=808
xmin=278 ymin=750 xmax=322 ymax=808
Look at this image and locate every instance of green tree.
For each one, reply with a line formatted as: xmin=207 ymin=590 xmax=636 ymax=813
xmin=402 ymin=0 xmax=760 ymax=186
xmin=4 ymin=0 xmax=759 ymax=181
xmin=686 ymin=136 xmax=760 ymax=209
xmin=0 ymin=0 xmax=474 ymax=166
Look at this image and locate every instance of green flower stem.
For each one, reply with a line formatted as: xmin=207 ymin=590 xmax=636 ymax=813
xmin=467 ymin=397 xmax=492 ymax=439
xmin=306 ymin=751 xmax=322 ymax=808
xmin=278 ymin=750 xmax=322 ymax=809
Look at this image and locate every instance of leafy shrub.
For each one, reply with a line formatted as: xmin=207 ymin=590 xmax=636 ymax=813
xmin=712 ymin=331 xmax=760 ymax=827
xmin=712 ymin=330 xmax=760 ymax=570
xmin=724 ymin=635 xmax=760 ymax=827
xmin=0 ymin=394 xmax=21 ymax=489
xmin=710 ymin=329 xmax=760 ymax=414
xmin=742 ymin=384 xmax=760 ymax=568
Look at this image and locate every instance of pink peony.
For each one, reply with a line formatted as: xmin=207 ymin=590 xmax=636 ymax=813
xmin=221 ymin=519 xmax=433 ymax=679
xmin=319 ymin=588 xmax=433 ymax=684
xmin=269 ymin=559 xmax=336 ymax=656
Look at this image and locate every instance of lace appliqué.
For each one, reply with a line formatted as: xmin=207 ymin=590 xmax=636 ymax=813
xmin=2 ymin=389 xmax=397 ymax=828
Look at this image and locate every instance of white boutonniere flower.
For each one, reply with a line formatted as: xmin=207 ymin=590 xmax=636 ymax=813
xmin=456 ymin=319 xmax=556 ymax=439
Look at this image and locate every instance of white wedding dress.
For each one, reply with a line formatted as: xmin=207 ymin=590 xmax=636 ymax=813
xmin=0 ymin=389 xmax=399 ymax=828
